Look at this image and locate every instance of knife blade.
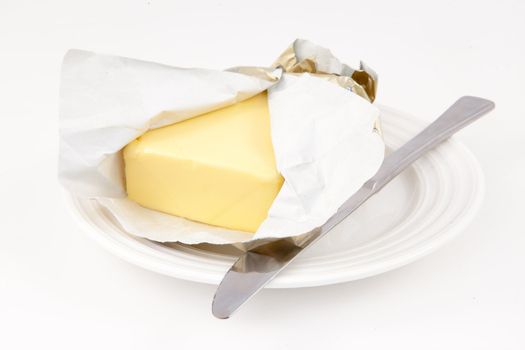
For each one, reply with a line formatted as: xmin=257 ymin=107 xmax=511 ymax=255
xmin=212 ymin=96 xmax=495 ymax=319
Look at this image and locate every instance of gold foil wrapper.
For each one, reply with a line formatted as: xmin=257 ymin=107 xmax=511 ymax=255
xmin=229 ymin=39 xmax=378 ymax=103
xmin=272 ymin=40 xmax=378 ymax=103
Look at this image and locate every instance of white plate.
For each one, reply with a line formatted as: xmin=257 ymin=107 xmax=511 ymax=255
xmin=64 ymin=105 xmax=485 ymax=288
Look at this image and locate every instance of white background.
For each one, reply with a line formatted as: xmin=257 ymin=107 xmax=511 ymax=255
xmin=1 ymin=0 xmax=524 ymax=349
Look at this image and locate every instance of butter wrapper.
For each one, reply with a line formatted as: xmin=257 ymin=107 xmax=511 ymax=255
xmin=59 ymin=39 xmax=384 ymax=244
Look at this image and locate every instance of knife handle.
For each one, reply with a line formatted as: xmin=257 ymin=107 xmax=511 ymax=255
xmin=365 ymin=96 xmax=495 ymax=192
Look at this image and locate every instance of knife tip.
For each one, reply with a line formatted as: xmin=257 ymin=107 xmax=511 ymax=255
xmin=213 ymin=312 xmax=230 ymax=320
xmin=212 ymin=299 xmax=233 ymax=319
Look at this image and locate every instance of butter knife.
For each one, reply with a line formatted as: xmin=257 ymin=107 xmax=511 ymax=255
xmin=212 ymin=96 xmax=495 ymax=319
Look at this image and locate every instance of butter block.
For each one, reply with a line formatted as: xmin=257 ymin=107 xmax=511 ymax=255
xmin=123 ymin=92 xmax=284 ymax=233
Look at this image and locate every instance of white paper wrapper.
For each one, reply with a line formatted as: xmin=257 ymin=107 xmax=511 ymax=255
xmin=59 ymin=40 xmax=384 ymax=244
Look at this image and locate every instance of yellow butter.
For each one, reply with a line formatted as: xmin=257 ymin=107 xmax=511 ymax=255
xmin=123 ymin=92 xmax=284 ymax=233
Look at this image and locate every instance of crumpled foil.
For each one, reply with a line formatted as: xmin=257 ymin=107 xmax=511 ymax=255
xmin=272 ymin=39 xmax=377 ymax=102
